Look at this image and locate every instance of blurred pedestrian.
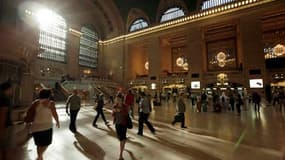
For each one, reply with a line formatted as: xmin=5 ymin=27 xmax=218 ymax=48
xmin=125 ymin=90 xmax=135 ymax=118
xmin=137 ymin=92 xmax=155 ymax=136
xmin=113 ymin=94 xmax=129 ymax=160
xmin=93 ymin=93 xmax=109 ymax=127
xmin=66 ymin=89 xmax=81 ymax=133
xmin=0 ymin=81 xmax=13 ymax=160
xmin=171 ymin=93 xmax=187 ymax=128
xmin=26 ymin=89 xmax=60 ymax=160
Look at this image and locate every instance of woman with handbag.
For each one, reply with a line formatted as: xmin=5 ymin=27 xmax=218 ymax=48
xmin=25 ymin=89 xmax=60 ymax=160
xmin=113 ymin=94 xmax=130 ymax=160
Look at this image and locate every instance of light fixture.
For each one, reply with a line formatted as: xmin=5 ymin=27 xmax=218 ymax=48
xmin=273 ymin=44 xmax=285 ymax=56
xmin=145 ymin=61 xmax=149 ymax=70
xmin=217 ymin=52 xmax=226 ymax=61
xmin=218 ymin=61 xmax=226 ymax=67
xmin=182 ymin=62 xmax=189 ymax=71
xmin=217 ymin=73 xmax=228 ymax=84
xmin=176 ymin=57 xmax=184 ymax=67
xmin=151 ymin=83 xmax=157 ymax=90
xmin=36 ymin=9 xmax=56 ymax=27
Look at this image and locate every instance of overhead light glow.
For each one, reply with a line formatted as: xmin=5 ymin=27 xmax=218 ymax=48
xmin=36 ymin=9 xmax=57 ymax=28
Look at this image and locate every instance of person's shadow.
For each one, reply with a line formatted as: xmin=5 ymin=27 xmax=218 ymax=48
xmin=98 ymin=126 xmax=145 ymax=148
xmin=97 ymin=125 xmax=117 ymax=138
xmin=74 ymin=132 xmax=105 ymax=160
xmin=125 ymin=149 xmax=139 ymax=160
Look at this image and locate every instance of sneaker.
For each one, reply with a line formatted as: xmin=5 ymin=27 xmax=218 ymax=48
xmin=181 ymin=126 xmax=187 ymax=129
xmin=93 ymin=124 xmax=98 ymax=128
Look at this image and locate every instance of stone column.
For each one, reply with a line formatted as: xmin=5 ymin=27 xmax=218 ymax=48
xmin=240 ymin=13 xmax=265 ymax=95
xmin=147 ymin=37 xmax=160 ymax=91
xmin=187 ymin=28 xmax=204 ymax=88
xmin=67 ymin=29 xmax=81 ymax=80
xmin=148 ymin=38 xmax=161 ymax=78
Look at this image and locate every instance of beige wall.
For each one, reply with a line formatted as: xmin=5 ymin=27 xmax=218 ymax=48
xmin=101 ymin=1 xmax=285 ymax=92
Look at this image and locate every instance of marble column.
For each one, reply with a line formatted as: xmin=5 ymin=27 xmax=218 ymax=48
xmin=147 ymin=37 xmax=160 ymax=90
xmin=187 ymin=28 xmax=204 ymax=88
xmin=67 ymin=30 xmax=80 ymax=80
xmin=148 ymin=38 xmax=161 ymax=78
xmin=239 ymin=13 xmax=265 ymax=95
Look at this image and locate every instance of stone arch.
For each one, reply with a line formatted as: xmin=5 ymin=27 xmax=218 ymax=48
xmin=156 ymin=0 xmax=189 ymax=23
xmin=95 ymin=0 xmax=125 ymax=37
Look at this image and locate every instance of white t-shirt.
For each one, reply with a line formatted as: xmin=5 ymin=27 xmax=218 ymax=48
xmin=31 ymin=100 xmax=53 ymax=133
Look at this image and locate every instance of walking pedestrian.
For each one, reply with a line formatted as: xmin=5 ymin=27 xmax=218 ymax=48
xmin=66 ymin=89 xmax=81 ymax=133
xmin=252 ymin=92 xmax=261 ymax=112
xmin=236 ymin=94 xmax=243 ymax=116
xmin=172 ymin=93 xmax=187 ymax=128
xmin=137 ymin=92 xmax=155 ymax=136
xmin=113 ymin=94 xmax=129 ymax=160
xmin=26 ymin=89 xmax=60 ymax=160
xmin=125 ymin=90 xmax=135 ymax=118
xmin=229 ymin=94 xmax=235 ymax=111
xmin=93 ymin=93 xmax=109 ymax=127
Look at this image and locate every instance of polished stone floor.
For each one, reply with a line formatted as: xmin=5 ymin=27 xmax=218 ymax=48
xmin=9 ymin=100 xmax=285 ymax=160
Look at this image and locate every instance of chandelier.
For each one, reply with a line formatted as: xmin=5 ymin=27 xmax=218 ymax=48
xmin=273 ymin=44 xmax=285 ymax=56
xmin=176 ymin=56 xmax=189 ymax=71
xmin=210 ymin=51 xmax=235 ymax=68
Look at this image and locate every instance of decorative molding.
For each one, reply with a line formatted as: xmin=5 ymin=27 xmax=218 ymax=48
xmin=100 ymin=0 xmax=276 ymax=45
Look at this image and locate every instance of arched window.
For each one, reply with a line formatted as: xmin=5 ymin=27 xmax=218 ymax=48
xmin=37 ymin=9 xmax=67 ymax=62
xmin=201 ymin=0 xmax=235 ymax=10
xmin=160 ymin=7 xmax=185 ymax=23
xmin=79 ymin=26 xmax=99 ymax=68
xmin=129 ymin=19 xmax=149 ymax=32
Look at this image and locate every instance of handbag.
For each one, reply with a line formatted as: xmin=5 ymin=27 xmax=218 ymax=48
xmin=174 ymin=113 xmax=183 ymax=122
xmin=127 ymin=115 xmax=133 ymax=129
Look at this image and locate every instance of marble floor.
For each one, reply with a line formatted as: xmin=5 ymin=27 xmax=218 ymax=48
xmin=8 ymin=100 xmax=285 ymax=160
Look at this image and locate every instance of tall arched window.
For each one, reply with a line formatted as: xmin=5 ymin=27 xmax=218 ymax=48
xmin=160 ymin=7 xmax=185 ymax=23
xmin=37 ymin=9 xmax=67 ymax=62
xmin=129 ymin=19 xmax=149 ymax=32
xmin=201 ymin=0 xmax=235 ymax=10
xmin=79 ymin=26 xmax=99 ymax=68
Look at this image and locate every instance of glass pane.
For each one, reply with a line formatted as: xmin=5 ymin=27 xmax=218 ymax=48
xmin=160 ymin=7 xmax=185 ymax=22
xmin=38 ymin=10 xmax=67 ymax=62
xmin=129 ymin=19 xmax=149 ymax=32
xmin=201 ymin=0 xmax=236 ymax=10
xmin=79 ymin=26 xmax=98 ymax=68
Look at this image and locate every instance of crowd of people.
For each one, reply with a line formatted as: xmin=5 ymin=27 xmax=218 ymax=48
xmin=1 ymin=79 xmax=285 ymax=160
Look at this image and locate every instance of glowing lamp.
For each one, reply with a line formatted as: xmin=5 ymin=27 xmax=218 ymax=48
xmin=176 ymin=57 xmax=184 ymax=67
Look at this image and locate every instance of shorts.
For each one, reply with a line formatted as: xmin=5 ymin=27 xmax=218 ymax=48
xmin=33 ymin=128 xmax=53 ymax=146
xmin=115 ymin=124 xmax=127 ymax=141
